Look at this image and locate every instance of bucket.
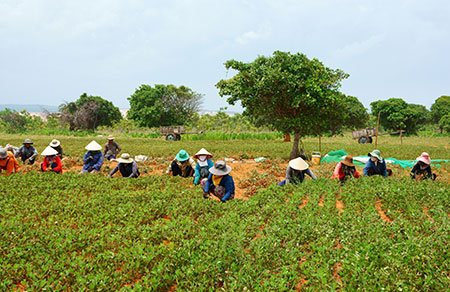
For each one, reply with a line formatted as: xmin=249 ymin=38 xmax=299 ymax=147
xmin=311 ymin=151 xmax=321 ymax=165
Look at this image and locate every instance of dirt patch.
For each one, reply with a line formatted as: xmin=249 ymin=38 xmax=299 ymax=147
xmin=318 ymin=194 xmax=325 ymax=207
xmin=423 ymin=207 xmax=433 ymax=222
xmin=336 ymin=194 xmax=344 ymax=215
xmin=299 ymin=196 xmax=309 ymax=209
xmin=375 ymin=200 xmax=393 ymax=223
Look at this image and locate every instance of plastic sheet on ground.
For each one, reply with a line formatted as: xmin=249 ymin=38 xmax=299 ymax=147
xmin=322 ymin=149 xmax=449 ymax=168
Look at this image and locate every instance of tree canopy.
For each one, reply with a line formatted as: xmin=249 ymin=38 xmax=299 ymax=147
xmin=127 ymin=84 xmax=203 ymax=128
xmin=370 ymin=98 xmax=429 ymax=134
xmin=216 ymin=51 xmax=349 ymax=158
xmin=59 ymin=93 xmax=122 ymax=131
xmin=430 ymin=95 xmax=450 ymax=133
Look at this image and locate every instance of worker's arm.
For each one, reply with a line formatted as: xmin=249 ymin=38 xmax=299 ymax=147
xmin=108 ymin=165 xmax=119 ymax=177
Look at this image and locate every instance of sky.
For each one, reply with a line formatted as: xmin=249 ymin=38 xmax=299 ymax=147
xmin=0 ymin=0 xmax=449 ymax=112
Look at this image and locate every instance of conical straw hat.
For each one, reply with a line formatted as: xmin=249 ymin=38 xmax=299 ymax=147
xmin=85 ymin=140 xmax=102 ymax=151
xmin=194 ymin=148 xmax=212 ymax=159
xmin=41 ymin=146 xmax=58 ymax=156
xmin=289 ymin=157 xmax=309 ymax=171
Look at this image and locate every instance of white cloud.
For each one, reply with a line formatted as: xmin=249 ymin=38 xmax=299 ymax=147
xmin=334 ymin=34 xmax=386 ymax=59
xmin=234 ymin=23 xmax=272 ymax=45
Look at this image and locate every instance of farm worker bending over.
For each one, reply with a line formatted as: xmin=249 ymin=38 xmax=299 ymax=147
xmin=15 ymin=138 xmax=38 ymax=164
xmin=103 ymin=135 xmax=121 ymax=161
xmin=166 ymin=150 xmax=196 ymax=177
xmin=0 ymin=147 xmax=19 ymax=176
xmin=278 ymin=156 xmax=317 ymax=186
xmin=201 ymin=160 xmax=235 ymax=202
xmin=108 ymin=153 xmax=140 ymax=178
xmin=40 ymin=146 xmax=63 ymax=174
xmin=80 ymin=141 xmax=104 ymax=174
xmin=331 ymin=155 xmax=360 ymax=183
xmin=49 ymin=139 xmax=64 ymax=159
xmin=193 ymin=148 xmax=214 ymax=185
xmin=363 ymin=150 xmax=392 ymax=177
xmin=410 ymin=152 xmax=436 ymax=181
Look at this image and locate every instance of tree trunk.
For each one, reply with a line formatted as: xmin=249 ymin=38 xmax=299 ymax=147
xmin=290 ymin=132 xmax=303 ymax=160
xmin=440 ymin=125 xmax=443 ymax=134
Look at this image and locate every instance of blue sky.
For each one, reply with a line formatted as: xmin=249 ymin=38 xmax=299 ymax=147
xmin=0 ymin=0 xmax=448 ymax=111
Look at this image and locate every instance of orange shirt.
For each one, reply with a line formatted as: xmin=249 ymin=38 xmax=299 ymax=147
xmin=0 ymin=151 xmax=20 ymax=175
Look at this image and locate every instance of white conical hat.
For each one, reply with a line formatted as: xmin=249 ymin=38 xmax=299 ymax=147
xmin=194 ymin=148 xmax=212 ymax=158
xmin=41 ymin=146 xmax=58 ymax=156
xmin=85 ymin=140 xmax=102 ymax=151
xmin=289 ymin=157 xmax=309 ymax=171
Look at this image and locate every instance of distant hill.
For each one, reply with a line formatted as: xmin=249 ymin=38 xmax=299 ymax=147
xmin=0 ymin=104 xmax=59 ymax=113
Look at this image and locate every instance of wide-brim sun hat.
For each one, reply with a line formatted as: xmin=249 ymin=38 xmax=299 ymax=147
xmin=289 ymin=157 xmax=309 ymax=171
xmin=0 ymin=148 xmax=7 ymax=159
xmin=341 ymin=155 xmax=355 ymax=167
xmin=176 ymin=150 xmax=190 ymax=162
xmin=194 ymin=148 xmax=212 ymax=159
xmin=85 ymin=140 xmax=102 ymax=151
xmin=107 ymin=135 xmax=115 ymax=140
xmin=416 ymin=152 xmax=431 ymax=165
xmin=23 ymin=138 xmax=33 ymax=144
xmin=50 ymin=139 xmax=60 ymax=147
xmin=209 ymin=160 xmax=232 ymax=176
xmin=117 ymin=153 xmax=133 ymax=164
xmin=368 ymin=149 xmax=382 ymax=161
xmin=41 ymin=146 xmax=58 ymax=156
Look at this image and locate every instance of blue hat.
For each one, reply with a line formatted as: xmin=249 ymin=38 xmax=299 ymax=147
xmin=176 ymin=150 xmax=189 ymax=162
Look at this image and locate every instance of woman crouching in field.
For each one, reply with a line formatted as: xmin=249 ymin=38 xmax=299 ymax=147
xmin=80 ymin=141 xmax=104 ymax=174
xmin=410 ymin=152 xmax=436 ymax=181
xmin=332 ymin=155 xmax=360 ymax=183
xmin=108 ymin=153 xmax=140 ymax=178
xmin=40 ymin=146 xmax=63 ymax=174
xmin=278 ymin=155 xmax=317 ymax=186
xmin=201 ymin=161 xmax=235 ymax=202
xmin=193 ymin=148 xmax=214 ymax=185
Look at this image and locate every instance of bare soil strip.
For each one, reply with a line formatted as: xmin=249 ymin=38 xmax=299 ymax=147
xmin=375 ymin=199 xmax=393 ymax=223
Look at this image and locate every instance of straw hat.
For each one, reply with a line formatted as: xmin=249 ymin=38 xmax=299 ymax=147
xmin=289 ymin=157 xmax=309 ymax=171
xmin=416 ymin=152 xmax=431 ymax=165
xmin=41 ymin=146 xmax=58 ymax=156
xmin=209 ymin=160 xmax=232 ymax=176
xmin=368 ymin=149 xmax=382 ymax=161
xmin=107 ymin=135 xmax=115 ymax=140
xmin=85 ymin=140 xmax=102 ymax=151
xmin=50 ymin=139 xmax=60 ymax=147
xmin=176 ymin=150 xmax=190 ymax=162
xmin=341 ymin=155 xmax=355 ymax=167
xmin=0 ymin=148 xmax=7 ymax=159
xmin=117 ymin=153 xmax=133 ymax=164
xmin=194 ymin=148 xmax=212 ymax=159
xmin=23 ymin=138 xmax=33 ymax=144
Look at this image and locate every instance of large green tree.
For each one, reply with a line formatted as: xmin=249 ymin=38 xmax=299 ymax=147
xmin=59 ymin=93 xmax=122 ymax=130
xmin=127 ymin=84 xmax=203 ymax=128
xmin=370 ymin=98 xmax=429 ymax=134
xmin=430 ymin=95 xmax=450 ymax=133
xmin=327 ymin=94 xmax=369 ymax=135
xmin=216 ymin=51 xmax=349 ymax=159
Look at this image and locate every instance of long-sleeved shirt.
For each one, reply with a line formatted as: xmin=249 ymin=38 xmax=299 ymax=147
xmin=82 ymin=151 xmax=104 ymax=172
xmin=204 ymin=173 xmax=235 ymax=202
xmin=103 ymin=142 xmax=121 ymax=157
xmin=194 ymin=159 xmax=214 ymax=184
xmin=109 ymin=162 xmax=140 ymax=178
xmin=331 ymin=162 xmax=360 ymax=181
xmin=15 ymin=145 xmax=38 ymax=161
xmin=0 ymin=151 xmax=19 ymax=175
xmin=42 ymin=156 xmax=63 ymax=173
xmin=363 ymin=159 xmax=387 ymax=177
xmin=285 ymin=166 xmax=317 ymax=184
xmin=410 ymin=163 xmax=432 ymax=180
xmin=166 ymin=157 xmax=197 ymax=174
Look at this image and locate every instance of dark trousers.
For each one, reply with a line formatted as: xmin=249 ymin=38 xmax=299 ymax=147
xmin=171 ymin=162 xmax=193 ymax=177
xmin=367 ymin=168 xmax=393 ymax=176
xmin=22 ymin=157 xmax=35 ymax=165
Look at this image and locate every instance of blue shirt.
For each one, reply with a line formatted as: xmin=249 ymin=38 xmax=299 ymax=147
xmin=82 ymin=151 xmax=104 ymax=172
xmin=363 ymin=159 xmax=387 ymax=177
xmin=194 ymin=159 xmax=214 ymax=184
xmin=204 ymin=173 xmax=235 ymax=202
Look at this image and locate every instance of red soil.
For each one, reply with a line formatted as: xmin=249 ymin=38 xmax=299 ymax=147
xmin=375 ymin=200 xmax=393 ymax=223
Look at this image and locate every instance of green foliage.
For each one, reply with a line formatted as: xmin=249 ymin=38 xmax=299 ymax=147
xmin=430 ymin=96 xmax=450 ymax=133
xmin=187 ymin=112 xmax=268 ymax=132
xmin=0 ymin=109 xmax=45 ymax=133
xmin=127 ymin=84 xmax=203 ymax=128
xmin=439 ymin=114 xmax=450 ymax=133
xmin=59 ymin=93 xmax=122 ymax=131
xmin=216 ymin=51 xmax=349 ymax=157
xmin=370 ymin=98 xmax=429 ymax=134
xmin=327 ymin=94 xmax=369 ymax=134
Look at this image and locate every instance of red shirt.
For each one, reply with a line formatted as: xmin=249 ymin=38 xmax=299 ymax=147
xmin=42 ymin=156 xmax=63 ymax=173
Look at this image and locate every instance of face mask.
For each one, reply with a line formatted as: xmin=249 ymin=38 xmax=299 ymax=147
xmin=371 ymin=157 xmax=378 ymax=162
xmin=199 ymin=155 xmax=207 ymax=161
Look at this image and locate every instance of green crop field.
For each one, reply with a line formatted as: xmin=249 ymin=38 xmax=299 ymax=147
xmin=1 ymin=134 xmax=449 ymax=291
